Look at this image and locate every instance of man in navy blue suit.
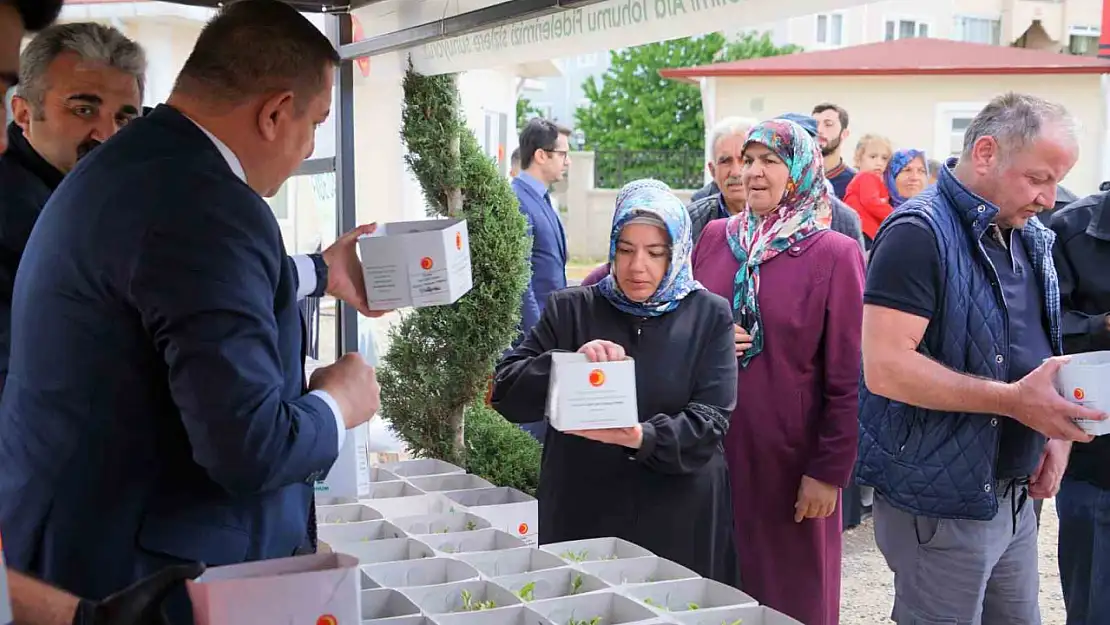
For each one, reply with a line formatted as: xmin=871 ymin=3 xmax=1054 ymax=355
xmin=0 ymin=1 xmax=383 ymax=622
xmin=511 ymin=118 xmax=570 ymax=441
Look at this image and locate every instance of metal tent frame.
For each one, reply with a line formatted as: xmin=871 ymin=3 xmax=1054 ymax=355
xmin=153 ymin=0 xmax=600 ymax=358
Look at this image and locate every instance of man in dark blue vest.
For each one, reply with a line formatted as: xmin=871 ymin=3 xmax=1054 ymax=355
xmin=858 ymin=92 xmax=1104 ymax=624
xmin=511 ymin=117 xmax=569 ymax=441
xmin=0 ymin=1 xmax=383 ymax=623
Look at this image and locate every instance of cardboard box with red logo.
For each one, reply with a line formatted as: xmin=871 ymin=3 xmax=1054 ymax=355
xmin=358 ymin=218 xmax=472 ymax=311
xmin=546 ymin=353 xmax=639 ymax=432
xmin=1056 ymin=350 xmax=1110 ymax=436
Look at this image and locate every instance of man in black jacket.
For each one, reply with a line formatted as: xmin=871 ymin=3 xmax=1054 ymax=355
xmin=1049 ymin=191 xmax=1110 ymax=623
xmin=0 ymin=22 xmax=146 ymax=392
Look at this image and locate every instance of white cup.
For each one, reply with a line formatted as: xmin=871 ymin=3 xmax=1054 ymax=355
xmin=1056 ymin=350 xmax=1110 ymax=436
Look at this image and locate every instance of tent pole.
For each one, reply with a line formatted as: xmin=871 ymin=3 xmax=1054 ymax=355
xmin=328 ymin=12 xmax=360 ymax=357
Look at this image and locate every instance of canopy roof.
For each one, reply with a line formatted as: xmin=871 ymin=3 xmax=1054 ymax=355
xmin=157 ymin=0 xmax=381 ymax=10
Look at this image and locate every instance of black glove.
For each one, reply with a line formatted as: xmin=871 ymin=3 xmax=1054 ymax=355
xmin=71 ymin=562 xmax=206 ymax=625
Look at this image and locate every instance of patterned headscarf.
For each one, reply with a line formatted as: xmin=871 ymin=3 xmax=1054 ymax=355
xmin=597 ymin=180 xmax=704 ymax=317
xmin=885 ymin=149 xmax=928 ymax=208
xmin=726 ymin=118 xmax=832 ymax=368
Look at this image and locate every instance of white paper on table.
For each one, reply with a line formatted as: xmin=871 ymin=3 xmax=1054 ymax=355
xmin=187 ymin=553 xmax=359 ymax=625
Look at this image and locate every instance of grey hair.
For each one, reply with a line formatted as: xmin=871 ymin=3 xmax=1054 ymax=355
xmin=18 ymin=22 xmax=146 ymax=112
xmin=708 ymin=116 xmax=759 ymax=154
xmin=960 ymin=93 xmax=1077 ymax=162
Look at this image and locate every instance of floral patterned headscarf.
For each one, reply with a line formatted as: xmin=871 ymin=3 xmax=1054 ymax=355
xmin=597 ymin=180 xmax=704 ymax=317
xmin=726 ymin=118 xmax=832 ymax=367
xmin=885 ymin=149 xmax=928 ymax=208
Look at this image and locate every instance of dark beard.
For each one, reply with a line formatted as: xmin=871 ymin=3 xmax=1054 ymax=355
xmin=76 ymin=139 xmax=102 ymax=162
xmin=820 ymin=135 xmax=841 ymax=157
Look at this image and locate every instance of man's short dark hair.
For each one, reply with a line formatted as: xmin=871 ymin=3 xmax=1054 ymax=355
xmin=174 ymin=0 xmax=339 ymax=113
xmin=812 ymin=102 xmax=849 ymax=131
xmin=8 ymin=0 xmax=64 ymax=31
xmin=510 ymin=147 xmax=520 ymax=166
xmin=518 ymin=118 xmax=571 ymax=170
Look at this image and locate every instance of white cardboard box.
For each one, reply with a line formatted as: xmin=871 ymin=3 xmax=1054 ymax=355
xmin=1056 ymin=351 xmax=1110 ymax=436
xmin=359 ymin=218 xmax=473 ymax=310
xmin=186 ymin=553 xmax=359 ymax=625
xmin=547 ymin=353 xmax=638 ymax=432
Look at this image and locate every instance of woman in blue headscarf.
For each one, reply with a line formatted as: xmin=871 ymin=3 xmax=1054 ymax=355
xmin=493 ymin=180 xmax=741 ymax=586
xmin=885 ymin=148 xmax=930 ymax=208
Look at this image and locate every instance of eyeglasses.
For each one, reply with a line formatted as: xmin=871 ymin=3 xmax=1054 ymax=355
xmin=544 ymin=149 xmax=570 ymax=159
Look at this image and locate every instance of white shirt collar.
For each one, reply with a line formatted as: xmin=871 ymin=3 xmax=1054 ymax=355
xmin=184 ymin=115 xmax=247 ymax=183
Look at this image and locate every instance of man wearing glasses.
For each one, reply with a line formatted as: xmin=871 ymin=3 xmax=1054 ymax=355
xmin=509 ymin=117 xmax=571 ymax=442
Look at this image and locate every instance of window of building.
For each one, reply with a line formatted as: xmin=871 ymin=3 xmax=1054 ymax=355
xmin=1069 ymin=26 xmax=1100 ymax=56
xmin=885 ymin=18 xmax=929 ymax=41
xmin=815 ymin=13 xmax=845 ymax=46
xmin=953 ymin=16 xmax=1001 ymax=45
xmin=935 ymin=102 xmax=985 ymax=160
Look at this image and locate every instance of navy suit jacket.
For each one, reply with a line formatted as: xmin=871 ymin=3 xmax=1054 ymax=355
xmin=0 ymin=105 xmax=338 ymax=607
xmin=512 ymin=175 xmax=567 ymax=337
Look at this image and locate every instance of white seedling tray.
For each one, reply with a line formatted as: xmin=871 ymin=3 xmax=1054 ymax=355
xmin=420 ymin=528 xmax=527 ymax=555
xmin=315 ymin=495 xmax=358 ymax=506
xmin=493 ymin=567 xmax=610 ymax=602
xmin=579 ymin=556 xmax=700 ymax=587
xmin=391 ymin=512 xmax=492 ymax=536
xmin=442 ymin=487 xmax=538 ymax=545
xmin=428 ymin=605 xmax=555 ymax=625
xmin=400 ymin=580 xmax=522 ymax=615
xmin=361 ymin=587 xmax=422 ymax=621
xmin=316 ymin=503 xmax=382 ymax=525
xmin=623 ymin=578 xmax=757 ymax=615
xmin=331 ymin=537 xmax=436 ymax=565
xmin=527 ymin=591 xmax=660 ymax=625
xmin=667 ymin=604 xmax=803 ymax=625
xmin=361 ymin=557 xmax=480 ymax=589
xmin=407 ymin=474 xmax=495 ymax=493
xmin=369 ymin=467 xmax=404 ymax=483
xmin=454 ymin=548 xmax=568 ymax=579
xmin=542 ymin=537 xmax=654 ymax=564
xmin=382 ymin=458 xmax=466 ymax=478
xmin=318 ymin=519 xmax=406 ymax=546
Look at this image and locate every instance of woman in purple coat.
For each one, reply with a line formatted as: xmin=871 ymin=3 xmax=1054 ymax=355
xmin=692 ymin=119 xmax=864 ymax=625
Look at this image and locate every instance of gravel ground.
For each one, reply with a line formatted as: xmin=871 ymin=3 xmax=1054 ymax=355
xmin=841 ymin=500 xmax=1066 ymax=624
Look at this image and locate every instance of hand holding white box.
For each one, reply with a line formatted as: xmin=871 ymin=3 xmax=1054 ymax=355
xmin=358 ymin=219 xmax=473 ymax=311
xmin=547 ymin=352 xmax=638 ymax=432
xmin=1056 ymin=350 xmax=1110 ymax=436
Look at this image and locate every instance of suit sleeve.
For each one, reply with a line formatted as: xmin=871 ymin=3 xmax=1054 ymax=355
xmin=806 ymin=243 xmax=864 ymax=488
xmin=492 ymin=293 xmax=568 ymax=423
xmin=128 ymin=190 xmax=338 ymax=496
xmin=518 ymin=210 xmax=542 ymax=336
xmin=634 ymin=298 xmax=737 ymax=475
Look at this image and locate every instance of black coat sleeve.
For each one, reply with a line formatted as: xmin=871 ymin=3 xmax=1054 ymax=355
xmin=634 ymin=295 xmax=737 ymax=475
xmin=491 ymin=293 xmax=569 ymax=423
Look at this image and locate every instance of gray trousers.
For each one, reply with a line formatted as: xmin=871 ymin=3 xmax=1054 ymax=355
xmin=873 ymin=483 xmax=1040 ymax=625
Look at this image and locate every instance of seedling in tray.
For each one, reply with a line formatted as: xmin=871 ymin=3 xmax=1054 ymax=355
xmin=458 ymin=589 xmax=497 ymax=612
xmin=643 ymin=598 xmax=700 ymax=611
xmin=566 ymin=619 xmax=601 ymax=625
xmin=561 ymin=550 xmax=618 ymax=564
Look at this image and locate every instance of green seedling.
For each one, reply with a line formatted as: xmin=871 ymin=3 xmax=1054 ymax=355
xmin=561 ymin=550 xmax=590 ymax=563
xmin=566 ymin=618 xmax=601 ymax=625
xmin=721 ymin=620 xmax=742 ymax=625
xmin=458 ymin=589 xmax=497 ymax=612
xmin=465 ymin=520 xmax=478 ymax=531
xmin=687 ymin=602 xmax=700 ymax=611
xmin=643 ymin=598 xmax=663 ymax=609
xmin=518 ymin=581 xmax=536 ymax=602
xmin=570 ymin=574 xmax=584 ymax=595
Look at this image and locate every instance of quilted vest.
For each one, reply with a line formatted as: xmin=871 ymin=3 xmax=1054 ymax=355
xmin=856 ymin=161 xmax=1061 ymax=521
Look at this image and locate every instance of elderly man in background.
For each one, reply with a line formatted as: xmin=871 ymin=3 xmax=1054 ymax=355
xmin=0 ymin=22 xmax=146 ymax=393
xmin=686 ymin=116 xmax=756 ymax=243
xmin=858 ymin=92 xmax=1102 ymax=624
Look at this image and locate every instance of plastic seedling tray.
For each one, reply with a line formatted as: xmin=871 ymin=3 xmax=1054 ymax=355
xmin=316 ymin=503 xmax=381 ymax=524
xmin=361 ymin=587 xmax=421 ymax=620
xmin=455 ymin=548 xmax=568 ymax=578
xmin=365 ymin=481 xmax=428 ymax=499
xmin=493 ymin=567 xmax=610 ymax=602
xmin=407 ymin=474 xmax=495 ymax=493
xmin=420 ymin=528 xmax=527 ymax=555
xmin=381 ymin=458 xmax=466 ymax=478
xmin=392 ymin=512 xmax=492 ymax=535
xmin=361 ymin=557 xmax=481 ymax=589
xmin=316 ymin=495 xmax=358 ymax=506
xmin=541 ymin=538 xmax=654 ymax=564
xmin=579 ymin=557 xmax=700 ymax=586
xmin=442 ymin=487 xmax=538 ymax=545
xmin=365 ymin=618 xmax=431 ymax=625
xmin=666 ymin=604 xmax=804 ymax=624
xmin=318 ymin=519 xmax=406 ymax=546
xmin=400 ymin=580 xmax=522 ymax=615
xmin=527 ymin=591 xmax=660 ymax=625
xmin=623 ymin=579 xmax=757 ymax=615
xmin=331 ymin=537 xmax=435 ymax=565
xmin=428 ymin=604 xmax=556 ymax=625
xmin=369 ymin=467 xmax=404 ymax=483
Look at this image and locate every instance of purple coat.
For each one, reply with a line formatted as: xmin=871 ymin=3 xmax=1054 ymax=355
xmin=692 ymin=220 xmax=864 ymax=625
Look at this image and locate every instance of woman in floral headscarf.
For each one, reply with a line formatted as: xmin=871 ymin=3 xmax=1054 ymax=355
xmin=886 ymin=148 xmax=930 ymax=208
xmin=494 ymin=180 xmax=741 ymax=585
xmin=692 ymin=119 xmax=865 ymax=624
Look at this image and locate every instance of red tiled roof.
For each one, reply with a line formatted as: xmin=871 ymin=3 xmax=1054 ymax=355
xmin=660 ymin=37 xmax=1110 ymax=81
